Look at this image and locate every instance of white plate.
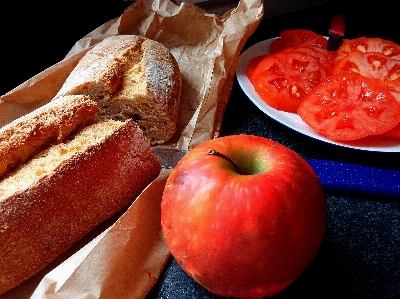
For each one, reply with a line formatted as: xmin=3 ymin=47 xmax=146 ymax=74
xmin=236 ymin=38 xmax=400 ymax=152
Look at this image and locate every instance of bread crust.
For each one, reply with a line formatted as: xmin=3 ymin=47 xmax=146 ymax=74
xmin=0 ymin=95 xmax=100 ymax=179
xmin=56 ymin=35 xmax=182 ymax=145
xmin=0 ymin=119 xmax=161 ymax=294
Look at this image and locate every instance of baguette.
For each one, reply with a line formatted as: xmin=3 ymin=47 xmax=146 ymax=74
xmin=0 ymin=96 xmax=161 ymax=294
xmin=0 ymin=95 xmax=100 ymax=179
xmin=56 ymin=35 xmax=182 ymax=145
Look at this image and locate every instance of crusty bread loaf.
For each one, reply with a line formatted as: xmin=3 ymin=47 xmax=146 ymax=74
xmin=0 ymin=95 xmax=100 ymax=179
xmin=0 ymin=97 xmax=161 ymax=294
xmin=56 ymin=35 xmax=182 ymax=145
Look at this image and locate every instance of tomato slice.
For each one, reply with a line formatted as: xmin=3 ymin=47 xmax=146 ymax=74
xmin=281 ymin=29 xmax=328 ymax=48
xmin=282 ymin=46 xmax=335 ymax=73
xmin=334 ymin=51 xmax=400 ymax=81
xmin=269 ymin=37 xmax=287 ymax=54
xmin=383 ymin=123 xmax=400 ymax=138
xmin=335 ymin=37 xmax=400 ymax=62
xmin=297 ymin=72 xmax=400 ymax=141
xmin=270 ymin=29 xmax=328 ymax=53
xmin=251 ymin=50 xmax=329 ymax=113
xmin=333 ymin=51 xmax=400 ymax=102
xmin=247 ymin=55 xmax=266 ymax=83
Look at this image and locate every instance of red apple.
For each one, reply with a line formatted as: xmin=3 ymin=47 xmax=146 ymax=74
xmin=161 ymin=134 xmax=326 ymax=298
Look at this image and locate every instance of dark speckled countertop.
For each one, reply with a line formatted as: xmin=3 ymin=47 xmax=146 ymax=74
xmin=1 ymin=1 xmax=399 ymax=298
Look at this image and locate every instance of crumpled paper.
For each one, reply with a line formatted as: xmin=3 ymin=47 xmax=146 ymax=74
xmin=1 ymin=0 xmax=263 ymax=298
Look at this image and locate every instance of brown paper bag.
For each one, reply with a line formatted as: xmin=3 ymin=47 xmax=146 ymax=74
xmin=1 ymin=0 xmax=263 ymax=298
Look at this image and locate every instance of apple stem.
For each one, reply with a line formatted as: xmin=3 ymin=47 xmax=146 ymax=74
xmin=207 ymin=149 xmax=242 ymax=175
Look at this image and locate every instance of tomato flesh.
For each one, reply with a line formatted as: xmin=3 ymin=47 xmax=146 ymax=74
xmin=247 ymin=55 xmax=266 ymax=83
xmin=335 ymin=37 xmax=400 ymax=62
xmin=383 ymin=123 xmax=400 ymax=138
xmin=333 ymin=51 xmax=400 ymax=102
xmin=251 ymin=50 xmax=329 ymax=113
xmin=269 ymin=37 xmax=287 ymax=54
xmin=282 ymin=45 xmax=335 ymax=73
xmin=297 ymin=73 xmax=400 ymax=140
xmin=270 ymin=29 xmax=328 ymax=54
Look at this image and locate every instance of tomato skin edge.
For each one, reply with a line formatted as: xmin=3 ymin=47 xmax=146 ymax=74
xmin=247 ymin=55 xmax=266 ymax=84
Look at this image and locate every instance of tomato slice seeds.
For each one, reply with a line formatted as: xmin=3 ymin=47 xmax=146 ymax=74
xmin=297 ymin=73 xmax=400 ymax=140
xmin=335 ymin=37 xmax=400 ymax=62
xmin=251 ymin=50 xmax=329 ymax=112
xmin=333 ymin=51 xmax=400 ymax=103
xmin=282 ymin=46 xmax=335 ymax=73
